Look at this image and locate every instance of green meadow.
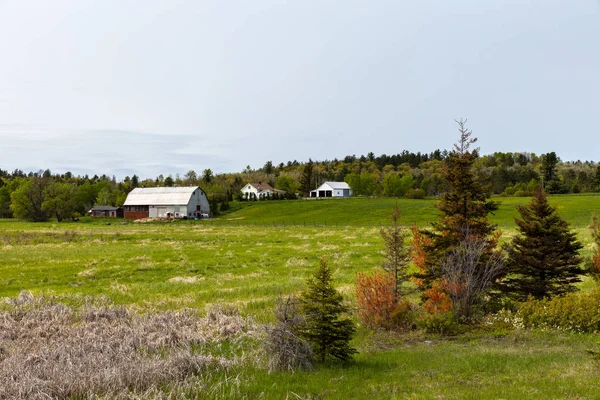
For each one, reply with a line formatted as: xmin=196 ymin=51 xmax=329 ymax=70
xmin=1 ymin=194 xmax=600 ymax=398
xmin=217 ymin=194 xmax=600 ymax=229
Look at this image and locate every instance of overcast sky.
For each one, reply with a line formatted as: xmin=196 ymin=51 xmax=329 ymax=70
xmin=0 ymin=0 xmax=598 ymax=179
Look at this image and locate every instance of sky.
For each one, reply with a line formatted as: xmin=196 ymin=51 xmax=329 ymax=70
xmin=0 ymin=0 xmax=598 ymax=179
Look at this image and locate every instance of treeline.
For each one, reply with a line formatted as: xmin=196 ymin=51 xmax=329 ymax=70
xmin=201 ymin=150 xmax=600 ymax=200
xmin=2 ymin=149 xmax=600 ymax=221
xmin=0 ymin=171 xmax=132 ymax=221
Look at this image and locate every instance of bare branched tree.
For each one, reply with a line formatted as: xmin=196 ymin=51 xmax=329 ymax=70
xmin=440 ymin=225 xmax=505 ymax=320
xmin=453 ymin=118 xmax=478 ymax=155
xmin=263 ymin=296 xmax=313 ymax=372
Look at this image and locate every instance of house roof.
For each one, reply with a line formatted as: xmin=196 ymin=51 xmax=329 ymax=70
xmin=313 ymin=182 xmax=351 ymax=191
xmin=123 ymin=186 xmax=199 ymax=206
xmin=248 ymin=182 xmax=275 ymax=192
xmin=90 ymin=206 xmax=121 ymax=211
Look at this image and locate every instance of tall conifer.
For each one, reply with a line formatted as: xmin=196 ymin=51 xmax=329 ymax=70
xmin=300 ymin=159 xmax=314 ymax=196
xmin=416 ymin=120 xmax=499 ymax=290
xmin=501 ymin=187 xmax=583 ymax=300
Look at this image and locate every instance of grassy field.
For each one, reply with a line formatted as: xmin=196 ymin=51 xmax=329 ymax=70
xmin=1 ymin=194 xmax=600 ymax=398
xmin=215 ymin=194 xmax=600 ymax=229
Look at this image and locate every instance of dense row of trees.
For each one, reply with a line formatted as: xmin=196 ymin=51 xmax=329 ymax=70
xmin=2 ymin=139 xmax=600 ymax=220
xmin=0 ymin=174 xmax=131 ymax=221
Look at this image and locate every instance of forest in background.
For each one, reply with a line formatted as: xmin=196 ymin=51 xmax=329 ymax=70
xmin=1 ymin=149 xmax=600 ymax=221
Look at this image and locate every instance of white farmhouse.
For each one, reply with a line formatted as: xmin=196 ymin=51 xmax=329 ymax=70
xmin=310 ymin=182 xmax=352 ymax=198
xmin=123 ymin=186 xmax=210 ymax=219
xmin=240 ymin=182 xmax=285 ymax=199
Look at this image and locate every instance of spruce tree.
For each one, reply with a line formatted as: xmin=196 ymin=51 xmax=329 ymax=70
xmin=299 ymin=257 xmax=356 ymax=363
xmin=501 ymin=187 xmax=583 ymax=301
xmin=418 ymin=120 xmax=499 ymax=289
xmin=380 ymin=205 xmax=411 ymax=301
xmin=300 ymin=159 xmax=314 ymax=196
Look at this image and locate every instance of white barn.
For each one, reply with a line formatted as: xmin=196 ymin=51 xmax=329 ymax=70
xmin=310 ymin=182 xmax=352 ymax=198
xmin=123 ymin=186 xmax=210 ymax=220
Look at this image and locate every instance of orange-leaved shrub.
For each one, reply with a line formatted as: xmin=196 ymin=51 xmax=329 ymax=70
xmin=355 ymin=270 xmax=416 ymax=331
xmin=410 ymin=226 xmax=452 ymax=314
xmin=356 ymin=270 xmax=396 ymax=329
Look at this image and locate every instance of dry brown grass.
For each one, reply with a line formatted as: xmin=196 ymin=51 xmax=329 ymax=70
xmin=0 ymin=292 xmax=260 ymax=399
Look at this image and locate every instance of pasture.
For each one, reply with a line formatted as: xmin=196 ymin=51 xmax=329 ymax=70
xmin=1 ymin=194 xmax=600 ymax=398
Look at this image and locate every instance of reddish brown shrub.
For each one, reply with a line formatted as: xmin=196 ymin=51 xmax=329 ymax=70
xmin=356 ymin=270 xmax=399 ymax=330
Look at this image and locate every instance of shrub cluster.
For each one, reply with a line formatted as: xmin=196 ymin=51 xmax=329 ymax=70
xmin=515 ymin=290 xmax=600 ymax=333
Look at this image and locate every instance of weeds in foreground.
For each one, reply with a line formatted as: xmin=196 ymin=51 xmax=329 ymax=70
xmin=0 ymin=292 xmax=260 ymax=399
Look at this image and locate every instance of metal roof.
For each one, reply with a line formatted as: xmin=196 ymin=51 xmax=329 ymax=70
xmin=314 ymin=182 xmax=351 ymax=191
xmin=90 ymin=206 xmax=121 ymax=211
xmin=123 ymin=186 xmax=199 ymax=206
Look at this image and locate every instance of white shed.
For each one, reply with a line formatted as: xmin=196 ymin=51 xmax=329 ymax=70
xmin=310 ymin=182 xmax=352 ymax=198
xmin=123 ymin=186 xmax=210 ymax=219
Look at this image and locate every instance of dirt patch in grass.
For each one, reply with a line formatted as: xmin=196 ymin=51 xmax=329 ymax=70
xmin=168 ymin=276 xmax=205 ymax=283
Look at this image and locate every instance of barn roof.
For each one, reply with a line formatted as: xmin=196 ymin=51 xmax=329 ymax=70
xmin=123 ymin=187 xmax=199 ymax=206
xmin=315 ymin=182 xmax=351 ymax=190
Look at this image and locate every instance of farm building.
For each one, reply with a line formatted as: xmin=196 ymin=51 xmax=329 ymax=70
xmin=241 ymin=182 xmax=286 ymax=199
xmin=310 ymin=182 xmax=352 ymax=198
xmin=123 ymin=186 xmax=210 ymax=220
xmin=89 ymin=206 xmax=123 ymax=218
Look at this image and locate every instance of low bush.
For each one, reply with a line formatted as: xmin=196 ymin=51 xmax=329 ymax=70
xmin=355 ymin=270 xmax=417 ymax=331
xmin=405 ymin=188 xmax=426 ymax=199
xmin=417 ymin=311 xmax=464 ymax=336
xmin=516 ymin=290 xmax=600 ymax=333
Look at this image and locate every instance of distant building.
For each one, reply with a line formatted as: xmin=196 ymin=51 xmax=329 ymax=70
xmin=310 ymin=182 xmax=352 ymax=198
xmin=241 ymin=182 xmax=286 ymax=199
xmin=89 ymin=206 xmax=123 ymax=218
xmin=123 ymin=186 xmax=210 ymax=220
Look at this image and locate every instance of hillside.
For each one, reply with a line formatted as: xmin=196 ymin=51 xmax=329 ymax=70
xmin=216 ymin=194 xmax=600 ymax=229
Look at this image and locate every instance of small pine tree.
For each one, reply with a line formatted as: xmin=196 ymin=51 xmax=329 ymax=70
xmin=299 ymin=257 xmax=356 ymax=363
xmin=501 ymin=187 xmax=583 ymax=300
xmin=380 ymin=205 xmax=411 ymax=301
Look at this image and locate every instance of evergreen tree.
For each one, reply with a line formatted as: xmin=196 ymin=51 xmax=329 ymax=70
xmin=501 ymin=187 xmax=583 ymax=301
xmin=300 ymin=159 xmax=314 ymax=196
xmin=264 ymin=160 xmax=274 ymax=175
xmin=540 ymin=152 xmax=559 ymax=184
xmin=417 ymin=120 xmax=499 ymax=289
xmin=380 ymin=205 xmax=411 ymax=301
xmin=299 ymin=257 xmax=356 ymax=363
xmin=203 ymin=169 xmax=214 ymax=184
